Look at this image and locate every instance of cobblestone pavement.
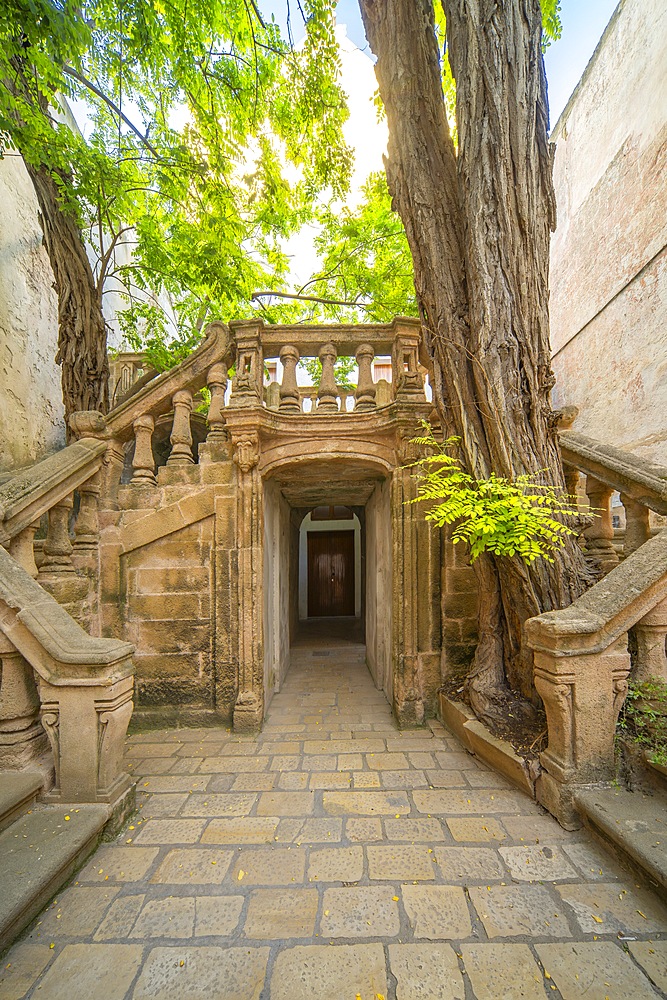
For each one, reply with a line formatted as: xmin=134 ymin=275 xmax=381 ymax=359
xmin=2 ymin=642 xmax=667 ymax=999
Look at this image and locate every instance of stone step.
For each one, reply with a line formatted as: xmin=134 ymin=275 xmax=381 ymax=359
xmin=575 ymin=786 xmax=667 ymax=894
xmin=0 ymin=772 xmax=43 ymax=834
xmin=0 ymin=803 xmax=108 ymax=954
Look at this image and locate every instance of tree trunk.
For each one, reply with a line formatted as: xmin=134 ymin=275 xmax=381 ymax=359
xmin=358 ymin=0 xmax=590 ymax=722
xmin=25 ymin=162 xmax=109 ymax=428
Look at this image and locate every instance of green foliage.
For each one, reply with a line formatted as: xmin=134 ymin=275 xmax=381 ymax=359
xmin=409 ymin=424 xmax=585 ymax=564
xmin=0 ymin=0 xmax=351 ymax=363
xmin=617 ymin=678 xmax=667 ymax=767
xmin=299 ymin=354 xmax=356 ymax=389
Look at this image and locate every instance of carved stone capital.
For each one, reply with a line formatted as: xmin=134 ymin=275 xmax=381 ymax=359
xmin=233 ymin=435 xmax=260 ymax=473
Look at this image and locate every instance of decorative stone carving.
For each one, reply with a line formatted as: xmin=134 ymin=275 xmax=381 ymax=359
xmin=620 ymin=493 xmax=650 ymax=555
xmin=392 ymin=333 xmax=424 ymax=400
xmin=354 ymin=343 xmax=377 ymax=412
xmin=69 ymin=410 xmax=109 ymax=440
xmin=583 ymin=476 xmax=619 ymax=575
xmin=279 ymin=345 xmax=301 ymax=414
xmin=206 ymin=363 xmax=229 ymax=442
xmin=167 ymin=389 xmax=195 ymax=466
xmin=131 ymin=414 xmax=157 ymax=484
xmin=233 ymin=435 xmax=259 ymax=473
xmin=229 ymin=324 xmax=263 ymax=407
xmin=317 ymin=342 xmax=339 ymax=413
xmin=39 ymin=496 xmax=75 ymax=575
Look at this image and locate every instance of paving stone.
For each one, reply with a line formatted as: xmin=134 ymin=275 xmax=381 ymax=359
xmin=413 ymin=789 xmax=529 ymax=815
xmin=139 ymin=776 xmax=210 ymax=793
xmin=180 ymin=793 xmax=257 ymax=817
xmin=136 ymin=793 xmax=189 ymax=817
xmin=338 ymin=754 xmax=363 ymax=769
xmin=424 ymin=770 xmax=468 ymax=788
xmin=231 ymin=773 xmax=276 ymax=791
xmin=134 ymin=819 xmax=206 ymax=844
xmin=131 ymin=896 xmax=195 ymax=938
xmin=131 ymin=757 xmax=176 ymax=774
xmin=323 ymin=790 xmax=410 ymax=815
xmin=461 ymin=943 xmax=547 ymax=999
xmin=303 ymin=739 xmax=385 ymax=754
xmin=465 ymin=769 xmax=515 ymax=789
xmin=382 ymin=771 xmax=429 ymax=789
xmin=320 ymin=886 xmax=400 ymax=937
xmin=367 ymin=752 xmax=409 ymax=770
xmin=536 ymin=942 xmax=661 ymax=1000
xmin=199 ymin=756 xmax=268 ymax=772
xmin=629 ymin=941 xmax=667 ymax=994
xmin=132 ymin=946 xmax=269 ymax=999
xmin=435 ymin=847 xmax=505 ymax=882
xmin=32 ymin=886 xmax=120 ymax=938
xmin=384 ymin=818 xmax=446 ymax=842
xmin=170 ymin=758 xmax=207 ymax=774
xmin=308 ymin=846 xmax=364 ymax=882
xmin=231 ymin=847 xmax=306 ymax=885
xmin=346 ymin=817 xmax=383 ymax=841
xmin=562 ymin=842 xmax=624 ymax=881
xmin=194 ymin=896 xmax=244 ymax=936
xmin=28 ymin=944 xmax=143 ymax=1000
xmin=499 ymin=845 xmax=579 ymax=882
xmin=401 ymin=885 xmax=471 ymax=939
xmin=258 ymin=741 xmax=301 ymax=755
xmin=354 ymin=771 xmax=382 ymax=788
xmin=0 ymin=942 xmax=53 ymax=1000
xmin=245 ymin=888 xmax=318 ymax=939
xmin=256 ymin=791 xmax=315 ymax=816
xmin=274 ymin=818 xmax=304 ymax=842
xmin=501 ymin=814 xmax=578 ymax=843
xmin=300 ymin=754 xmax=337 ymax=770
xmin=294 ymin=818 xmax=343 ymax=843
xmin=200 ymin=818 xmax=278 ymax=845
xmin=556 ymin=882 xmax=667 ymax=934
xmin=150 ymin=848 xmax=233 ymax=883
xmin=309 ymin=771 xmax=351 ymax=789
xmin=270 ymin=943 xmax=387 ymax=1000
xmin=386 ymin=739 xmax=437 ymax=753
xmin=78 ymin=847 xmax=160 ymax=882
xmin=206 ymin=775 xmax=235 ymax=791
xmin=126 ymin=743 xmax=179 ymax=758
xmin=407 ymin=753 xmax=436 ymax=769
xmin=278 ymin=772 xmax=309 ymax=789
xmin=367 ymin=844 xmax=436 ymax=880
xmin=269 ymin=755 xmax=300 ymax=770
xmin=94 ymin=895 xmax=145 ymax=940
xmin=389 ymin=943 xmax=465 ymax=1000
xmin=468 ymin=884 xmax=572 ymax=938
xmin=446 ymin=817 xmax=507 ymax=842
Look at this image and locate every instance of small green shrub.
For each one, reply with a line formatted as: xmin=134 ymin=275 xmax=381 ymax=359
xmin=617 ymin=677 xmax=667 ymax=767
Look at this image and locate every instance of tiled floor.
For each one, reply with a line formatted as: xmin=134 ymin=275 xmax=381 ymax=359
xmin=2 ymin=638 xmax=667 ymax=999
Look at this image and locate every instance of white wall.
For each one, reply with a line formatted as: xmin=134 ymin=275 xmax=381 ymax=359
xmin=263 ymin=480 xmax=291 ymax=711
xmin=298 ymin=512 xmax=361 ymax=619
xmin=550 ymin=0 xmax=667 ymax=462
xmin=0 ymin=156 xmax=65 ymax=472
xmin=365 ymin=480 xmax=392 ymax=698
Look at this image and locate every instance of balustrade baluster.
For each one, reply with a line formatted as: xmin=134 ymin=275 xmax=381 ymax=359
xmin=563 ymin=464 xmax=580 ymax=501
xmin=206 ymin=363 xmax=229 ymax=442
xmin=634 ymin=597 xmax=667 ymax=683
xmin=39 ymin=496 xmax=75 ymax=575
xmin=167 ymin=389 xmax=195 ymax=466
xmin=354 ymin=343 xmax=377 ymax=412
xmin=583 ymin=477 xmax=619 ymax=575
xmin=132 ymin=414 xmax=157 ymax=483
xmin=7 ymin=522 xmax=39 ymax=578
xmin=279 ymin=345 xmax=301 ymax=414
xmin=317 ymin=342 xmax=339 ymax=413
xmin=74 ymin=475 xmax=101 ymax=550
xmin=620 ymin=493 xmax=650 ymax=555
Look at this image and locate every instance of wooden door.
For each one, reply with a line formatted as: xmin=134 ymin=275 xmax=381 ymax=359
xmin=307 ymin=530 xmax=355 ymax=617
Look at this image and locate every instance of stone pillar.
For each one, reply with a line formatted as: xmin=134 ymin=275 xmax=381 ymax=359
xmin=74 ymin=476 xmax=101 ymax=550
xmin=265 ymin=382 xmax=280 ymax=410
xmin=131 ymin=415 xmax=157 ymax=484
xmin=7 ymin=523 xmax=39 ymax=578
xmin=392 ymin=330 xmax=425 ymax=400
xmin=167 ymin=389 xmax=195 ymax=466
xmin=317 ymin=342 xmax=339 ymax=413
xmin=0 ymin=637 xmax=49 ymax=770
xmin=532 ymin=636 xmax=630 ymax=829
xmin=620 ymin=494 xmax=650 ymax=556
xmin=279 ymin=345 xmax=301 ymax=414
xmin=206 ymin=363 xmax=229 ymax=443
xmin=39 ymin=497 xmax=75 ymax=576
xmin=229 ymin=323 xmax=263 ymax=407
xmin=633 ymin=597 xmax=667 ymax=683
xmin=232 ymin=433 xmax=264 ymax=732
xmin=584 ymin=477 xmax=619 ymax=575
xmin=101 ymin=439 xmax=126 ymax=509
xmin=354 ymin=343 xmax=377 ymax=412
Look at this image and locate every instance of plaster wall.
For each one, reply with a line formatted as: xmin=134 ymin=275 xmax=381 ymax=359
xmin=365 ymin=479 xmax=392 ymax=699
xmin=550 ymin=0 xmax=667 ymax=461
xmin=0 ymin=156 xmax=64 ymax=472
xmin=263 ymin=479 xmax=291 ymax=709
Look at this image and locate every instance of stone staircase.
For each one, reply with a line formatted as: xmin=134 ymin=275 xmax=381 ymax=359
xmin=0 ymin=772 xmax=108 ymax=952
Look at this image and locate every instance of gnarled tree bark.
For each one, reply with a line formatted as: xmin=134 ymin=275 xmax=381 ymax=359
xmin=358 ymin=0 xmax=590 ymax=723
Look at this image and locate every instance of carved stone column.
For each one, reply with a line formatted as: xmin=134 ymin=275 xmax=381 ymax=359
xmin=354 ymin=343 xmax=377 ymax=412
xmin=583 ymin=477 xmax=619 ymax=575
xmin=74 ymin=475 xmax=101 ymax=549
xmin=167 ymin=389 xmax=195 ymax=466
xmin=279 ymin=345 xmax=301 ymax=414
xmin=39 ymin=497 xmax=75 ymax=575
xmin=232 ymin=432 xmax=264 ymax=732
xmin=131 ymin=415 xmax=157 ymax=484
xmin=317 ymin=342 xmax=339 ymax=413
xmin=620 ymin=494 xmax=650 ymax=556
xmin=7 ymin=523 xmax=39 ymax=578
xmin=0 ymin=636 xmax=49 ymax=770
xmin=633 ymin=597 xmax=667 ymax=683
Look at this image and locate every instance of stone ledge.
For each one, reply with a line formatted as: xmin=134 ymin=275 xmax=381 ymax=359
xmin=438 ymin=693 xmax=537 ymax=799
xmin=0 ymin=771 xmax=43 ymax=834
xmin=575 ymin=786 xmax=667 ymax=893
xmin=0 ymin=803 xmax=108 ymax=955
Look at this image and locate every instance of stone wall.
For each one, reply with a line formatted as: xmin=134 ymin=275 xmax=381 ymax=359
xmin=0 ymin=157 xmax=64 ymax=472
xmin=550 ymin=0 xmax=667 ymax=462
xmin=365 ymin=479 xmax=392 ymax=700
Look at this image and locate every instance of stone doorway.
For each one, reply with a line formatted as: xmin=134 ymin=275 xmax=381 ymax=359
xmin=306 ymin=530 xmax=355 ymax=617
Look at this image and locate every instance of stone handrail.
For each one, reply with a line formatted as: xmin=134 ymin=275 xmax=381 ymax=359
xmin=559 ymin=429 xmax=667 ymax=514
xmin=0 ymin=545 xmax=135 ymax=807
xmin=525 ymin=529 xmax=667 ymax=828
xmin=0 ymin=439 xmax=106 ymax=546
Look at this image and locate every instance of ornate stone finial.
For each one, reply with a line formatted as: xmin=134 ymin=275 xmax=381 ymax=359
xmin=131 ymin=414 xmax=157 ymax=484
xmin=69 ymin=411 xmax=108 ymax=440
xmin=317 ymin=342 xmax=339 ymax=414
xmin=279 ymin=345 xmax=301 ymax=414
xmin=553 ymin=405 xmax=579 ymax=431
xmin=354 ymin=343 xmax=377 ymax=412
xmin=167 ymin=389 xmax=195 ymax=466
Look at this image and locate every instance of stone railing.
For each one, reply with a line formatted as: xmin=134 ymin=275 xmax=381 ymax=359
xmin=0 ymin=545 xmax=135 ymax=818
xmin=526 ymin=427 xmax=667 ymax=828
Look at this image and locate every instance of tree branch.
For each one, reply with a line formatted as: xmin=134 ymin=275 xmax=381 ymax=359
xmin=251 ymin=289 xmax=372 ymax=309
xmin=62 ymin=65 xmax=160 ymax=158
